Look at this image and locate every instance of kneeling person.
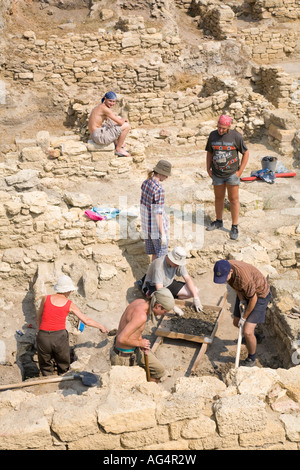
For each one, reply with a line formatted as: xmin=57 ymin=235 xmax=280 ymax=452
xmin=110 ymin=288 xmax=174 ymax=382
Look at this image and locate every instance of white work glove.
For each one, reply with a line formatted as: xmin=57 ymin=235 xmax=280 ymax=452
xmin=238 ymin=317 xmax=246 ymax=329
xmin=160 ymin=234 xmax=167 ymax=246
xmin=193 ymin=297 xmax=203 ymax=313
xmin=173 ymin=305 xmax=184 ymax=317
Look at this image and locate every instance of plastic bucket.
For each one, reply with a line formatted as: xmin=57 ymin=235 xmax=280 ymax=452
xmin=261 ymin=156 xmax=278 ymax=172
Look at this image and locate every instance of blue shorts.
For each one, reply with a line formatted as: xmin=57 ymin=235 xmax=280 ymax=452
xmin=212 ymin=173 xmax=240 ymax=186
xmin=233 ymin=291 xmax=271 ymax=324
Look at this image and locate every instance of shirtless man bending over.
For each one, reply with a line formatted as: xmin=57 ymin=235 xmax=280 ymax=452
xmin=88 ymin=91 xmax=131 ymax=157
xmin=110 ymin=288 xmax=175 ymax=382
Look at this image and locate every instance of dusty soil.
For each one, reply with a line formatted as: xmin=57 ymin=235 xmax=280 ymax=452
xmin=161 ymin=306 xmax=219 ymax=337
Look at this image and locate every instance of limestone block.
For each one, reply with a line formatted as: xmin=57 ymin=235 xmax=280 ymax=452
xmin=156 ymin=391 xmax=204 ymax=424
xmin=4 ymin=200 xmax=22 ymax=216
xmin=269 ymin=124 xmax=295 ymax=143
xmin=68 ymin=430 xmax=120 ymax=450
xmin=239 ymin=420 xmax=286 ymax=448
xmin=0 ymin=408 xmax=52 ymax=450
xmin=2 ymin=248 xmax=25 ymax=264
xmin=87 ymin=140 xmax=115 ymax=152
xmin=21 ymin=146 xmax=45 ymax=162
xmin=174 ymin=376 xmax=226 ymax=399
xmin=277 ymin=366 xmax=300 ymax=402
xmin=5 ymin=169 xmax=39 ymax=189
xmin=97 ymin=390 xmax=156 ymax=434
xmin=226 ymin=366 xmax=279 ymax=400
xmin=36 ymin=131 xmax=50 ymax=151
xmin=120 ymin=425 xmax=169 ymax=449
xmin=0 ymin=262 xmax=11 ymax=272
xmin=21 ymin=191 xmax=48 ymax=214
xmin=122 ymin=36 xmax=141 ymax=49
xmin=64 ymin=192 xmax=93 ymax=208
xmin=181 ymin=414 xmax=216 ymax=439
xmin=97 ymin=262 xmax=118 ymax=280
xmin=51 ymin=400 xmax=99 ymax=442
xmin=60 ymin=140 xmax=87 ymax=156
xmin=82 ymin=266 xmax=99 ymax=296
xmin=213 ymin=394 xmax=267 ymax=436
xmin=280 ymin=413 xmax=300 ymax=442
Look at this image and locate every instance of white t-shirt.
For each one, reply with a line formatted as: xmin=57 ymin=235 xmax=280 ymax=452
xmin=143 ymin=255 xmax=188 ymax=289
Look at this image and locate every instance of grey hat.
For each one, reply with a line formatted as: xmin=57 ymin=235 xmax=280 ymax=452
xmin=153 ymin=159 xmax=172 ymax=177
xmin=168 ymin=247 xmax=186 ymax=266
xmin=54 ymin=275 xmax=77 ymax=293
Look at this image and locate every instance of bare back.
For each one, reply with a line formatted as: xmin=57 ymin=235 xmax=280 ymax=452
xmin=116 ymin=299 xmax=149 ymax=350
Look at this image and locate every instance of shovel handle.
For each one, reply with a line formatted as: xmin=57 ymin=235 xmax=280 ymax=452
xmin=0 ymin=375 xmax=75 ymax=391
xmin=144 ymin=353 xmax=151 ymax=382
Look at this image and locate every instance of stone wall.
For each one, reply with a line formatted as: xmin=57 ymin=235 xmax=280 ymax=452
xmin=240 ymin=26 xmax=299 ymax=64
xmin=249 ymin=0 xmax=300 ymax=20
xmin=189 ymin=0 xmax=236 ymax=40
xmin=0 ymin=365 xmax=299 ymax=450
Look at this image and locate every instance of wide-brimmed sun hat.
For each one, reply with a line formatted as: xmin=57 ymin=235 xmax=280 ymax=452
xmin=54 ymin=275 xmax=77 ymax=293
xmin=168 ymin=247 xmax=186 ymax=266
xmin=153 ymin=159 xmax=172 ymax=177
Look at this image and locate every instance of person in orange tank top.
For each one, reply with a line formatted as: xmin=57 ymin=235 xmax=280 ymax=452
xmin=36 ymin=275 xmax=108 ymax=376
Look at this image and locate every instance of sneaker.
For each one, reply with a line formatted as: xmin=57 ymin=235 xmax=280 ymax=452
xmin=206 ymin=220 xmax=223 ymax=231
xmin=230 ymin=225 xmax=239 ymax=240
xmin=243 ymin=357 xmax=257 ymax=367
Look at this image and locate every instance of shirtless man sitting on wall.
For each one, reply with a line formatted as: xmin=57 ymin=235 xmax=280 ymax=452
xmin=88 ymin=91 xmax=131 ymax=157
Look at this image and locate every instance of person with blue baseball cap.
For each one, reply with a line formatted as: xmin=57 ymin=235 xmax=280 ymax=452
xmin=88 ymin=91 xmax=131 ymax=157
xmin=213 ymin=259 xmax=271 ymax=367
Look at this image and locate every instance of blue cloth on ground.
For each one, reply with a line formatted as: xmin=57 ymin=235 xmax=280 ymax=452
xmin=92 ymin=207 xmax=120 ymax=220
xmin=250 ymin=168 xmax=276 ymax=184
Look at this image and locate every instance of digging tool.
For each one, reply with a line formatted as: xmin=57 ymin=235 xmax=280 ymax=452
xmin=0 ymin=371 xmax=99 ymax=392
xmin=235 ymin=303 xmax=246 ymax=369
xmin=144 ymin=353 xmax=151 ymax=382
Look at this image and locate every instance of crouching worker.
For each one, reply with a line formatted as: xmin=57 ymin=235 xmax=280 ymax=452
xmin=110 ymin=288 xmax=175 ymax=382
xmin=36 ymin=275 xmax=109 ymax=376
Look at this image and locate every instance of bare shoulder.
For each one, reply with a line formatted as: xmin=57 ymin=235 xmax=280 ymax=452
xmin=128 ymin=298 xmax=148 ymax=320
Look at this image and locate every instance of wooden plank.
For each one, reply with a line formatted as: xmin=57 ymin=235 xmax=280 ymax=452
xmin=155 ymin=327 xmax=206 ymax=344
xmin=151 ymin=335 xmax=163 ymax=354
xmin=191 ymin=343 xmax=208 ymax=375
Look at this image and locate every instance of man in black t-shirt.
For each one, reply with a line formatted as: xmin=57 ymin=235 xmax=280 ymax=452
xmin=205 ymin=115 xmax=249 ymax=240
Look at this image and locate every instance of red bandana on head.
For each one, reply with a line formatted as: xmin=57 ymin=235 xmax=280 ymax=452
xmin=218 ymin=115 xmax=232 ymax=127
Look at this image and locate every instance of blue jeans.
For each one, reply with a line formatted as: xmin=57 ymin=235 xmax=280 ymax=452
xmin=212 ymin=173 xmax=240 ymax=186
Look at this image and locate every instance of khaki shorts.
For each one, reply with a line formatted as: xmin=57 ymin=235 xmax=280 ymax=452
xmin=110 ymin=346 xmax=165 ymax=379
xmin=91 ymin=119 xmax=122 ymax=145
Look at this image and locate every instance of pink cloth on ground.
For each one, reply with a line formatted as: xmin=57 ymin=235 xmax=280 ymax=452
xmin=84 ymin=210 xmax=105 ymax=221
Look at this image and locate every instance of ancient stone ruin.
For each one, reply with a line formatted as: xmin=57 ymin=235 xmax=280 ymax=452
xmin=0 ymin=0 xmax=299 ymax=450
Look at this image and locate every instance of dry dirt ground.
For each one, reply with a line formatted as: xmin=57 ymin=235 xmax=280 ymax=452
xmin=0 ymin=2 xmax=299 ymax=395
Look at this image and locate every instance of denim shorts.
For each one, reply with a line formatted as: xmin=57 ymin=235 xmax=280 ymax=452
xmin=233 ymin=291 xmax=271 ymax=324
xmin=212 ymin=173 xmax=240 ymax=186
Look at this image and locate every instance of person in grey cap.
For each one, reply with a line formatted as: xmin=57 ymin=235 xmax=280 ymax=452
xmin=140 ymin=159 xmax=172 ymax=261
xmin=141 ymin=247 xmax=203 ymax=315
xmin=36 ymin=275 xmax=108 ymax=376
xmin=110 ymin=288 xmax=175 ymax=382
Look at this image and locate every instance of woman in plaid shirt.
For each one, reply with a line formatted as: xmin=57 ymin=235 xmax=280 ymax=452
xmin=140 ymin=160 xmax=172 ymax=261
